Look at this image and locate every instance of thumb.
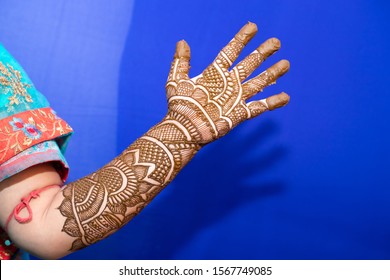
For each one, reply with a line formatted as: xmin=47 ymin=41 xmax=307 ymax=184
xmin=167 ymin=40 xmax=191 ymax=83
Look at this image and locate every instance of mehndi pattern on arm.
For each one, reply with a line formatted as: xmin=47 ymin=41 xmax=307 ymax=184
xmin=59 ymin=22 xmax=290 ymax=251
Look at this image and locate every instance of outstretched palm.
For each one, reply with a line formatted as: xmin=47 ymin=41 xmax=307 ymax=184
xmin=165 ymin=22 xmax=290 ymax=145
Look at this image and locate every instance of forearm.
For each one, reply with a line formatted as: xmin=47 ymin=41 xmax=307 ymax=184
xmin=3 ymin=121 xmax=200 ymax=259
xmin=58 ymin=119 xmax=202 ymax=252
xmin=2 ymin=22 xmax=290 ymax=259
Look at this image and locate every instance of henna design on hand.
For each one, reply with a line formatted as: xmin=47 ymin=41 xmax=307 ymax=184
xmin=166 ymin=22 xmax=289 ymax=145
xmin=59 ymin=22 xmax=290 ymax=251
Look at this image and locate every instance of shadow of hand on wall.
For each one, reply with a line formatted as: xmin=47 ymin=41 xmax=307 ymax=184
xmin=119 ymin=120 xmax=288 ymax=259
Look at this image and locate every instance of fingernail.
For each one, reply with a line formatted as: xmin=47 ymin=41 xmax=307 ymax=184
xmin=175 ymin=40 xmax=191 ymax=59
xmin=235 ymin=22 xmax=258 ymax=44
xmin=266 ymin=92 xmax=290 ymax=110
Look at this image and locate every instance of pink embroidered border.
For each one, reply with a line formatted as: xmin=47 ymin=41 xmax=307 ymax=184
xmin=0 ymin=108 xmax=73 ymax=165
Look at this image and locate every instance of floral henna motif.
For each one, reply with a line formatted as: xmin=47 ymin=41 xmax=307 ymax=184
xmin=59 ymin=135 xmax=195 ymax=250
xmin=59 ymin=22 xmax=290 ymax=251
xmin=59 ymin=119 xmax=201 ymax=250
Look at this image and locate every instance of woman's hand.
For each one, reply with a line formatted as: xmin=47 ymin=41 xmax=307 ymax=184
xmin=165 ymin=22 xmax=290 ymax=145
xmin=0 ymin=22 xmax=291 ymax=259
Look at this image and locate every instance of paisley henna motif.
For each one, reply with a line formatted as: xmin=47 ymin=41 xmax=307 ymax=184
xmin=59 ymin=22 xmax=290 ymax=250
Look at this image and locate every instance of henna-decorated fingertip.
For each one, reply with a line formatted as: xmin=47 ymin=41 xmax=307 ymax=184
xmin=175 ymin=40 xmax=191 ymax=59
xmin=266 ymin=92 xmax=290 ymax=110
xmin=257 ymin=38 xmax=281 ymax=57
xmin=235 ymin=22 xmax=258 ymax=45
xmin=269 ymin=37 xmax=281 ymax=48
xmin=279 ymin=59 xmax=290 ymax=72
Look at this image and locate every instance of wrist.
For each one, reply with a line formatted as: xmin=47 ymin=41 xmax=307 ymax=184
xmin=144 ymin=117 xmax=202 ymax=167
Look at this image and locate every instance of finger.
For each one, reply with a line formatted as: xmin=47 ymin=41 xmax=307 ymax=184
xmin=167 ymin=40 xmax=191 ymax=83
xmin=247 ymin=92 xmax=290 ymax=118
xmin=242 ymin=59 xmax=290 ymax=100
xmin=206 ymin=22 xmax=258 ymax=73
xmin=233 ymin=37 xmax=281 ymax=82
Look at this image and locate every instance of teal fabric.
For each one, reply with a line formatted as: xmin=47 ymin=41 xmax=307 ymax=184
xmin=0 ymin=140 xmax=69 ymax=182
xmin=0 ymin=44 xmax=72 ymax=259
xmin=0 ymin=43 xmax=72 ymax=156
xmin=0 ymin=43 xmax=50 ymax=119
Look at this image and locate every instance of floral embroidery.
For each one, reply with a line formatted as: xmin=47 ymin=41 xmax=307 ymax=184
xmin=9 ymin=117 xmax=42 ymax=140
xmin=0 ymin=107 xmax=73 ymax=164
xmin=9 ymin=117 xmax=24 ymax=130
xmin=0 ymin=62 xmax=33 ymax=112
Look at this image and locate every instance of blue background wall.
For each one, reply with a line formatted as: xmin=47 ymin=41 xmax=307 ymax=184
xmin=0 ymin=0 xmax=389 ymax=259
